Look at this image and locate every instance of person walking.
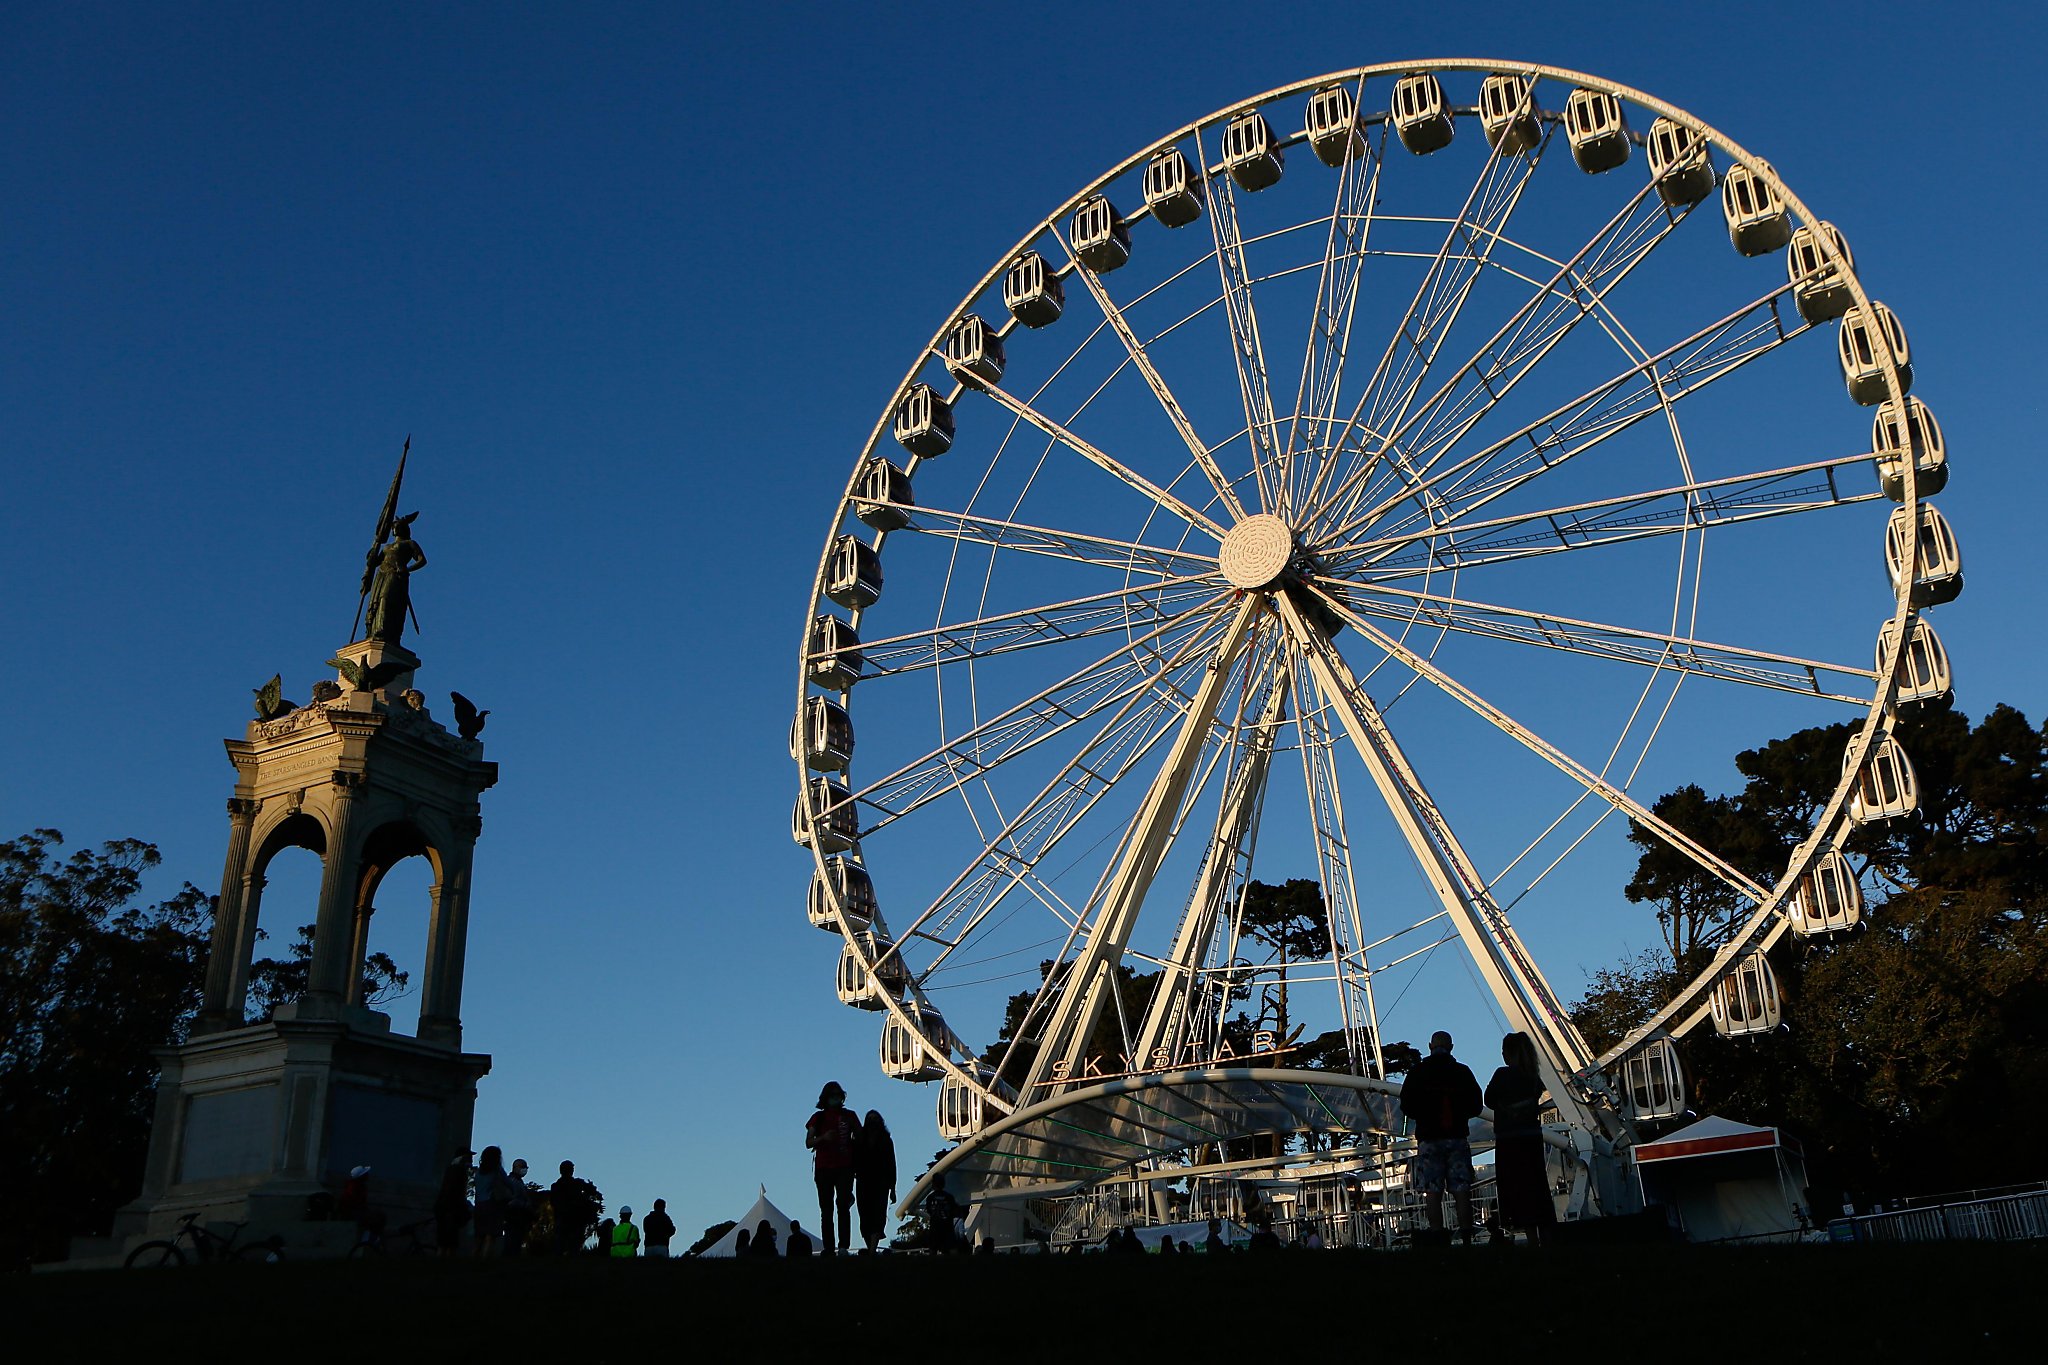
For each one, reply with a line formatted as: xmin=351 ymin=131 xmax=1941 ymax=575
xmin=855 ymin=1109 xmax=898 ymax=1254
xmin=610 ymin=1206 xmax=641 ymax=1259
xmin=433 ymin=1150 xmax=473 ymax=1257
xmin=472 ymin=1146 xmax=512 ymax=1257
xmin=1485 ymin=1031 xmax=1557 ymax=1245
xmin=504 ymin=1159 xmax=536 ymax=1256
xmin=549 ymin=1160 xmax=593 ymax=1257
xmin=642 ymin=1198 xmax=675 ymax=1259
xmin=1400 ymin=1030 xmax=1484 ymax=1245
xmin=805 ymin=1081 xmax=862 ymax=1255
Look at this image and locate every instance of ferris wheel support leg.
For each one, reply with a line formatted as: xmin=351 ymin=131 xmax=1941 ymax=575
xmin=1021 ymin=596 xmax=1263 ymax=1099
xmin=1274 ymin=595 xmax=1631 ymax=1164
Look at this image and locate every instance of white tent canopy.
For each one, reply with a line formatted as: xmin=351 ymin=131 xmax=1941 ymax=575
xmin=697 ymin=1187 xmax=798 ymax=1257
xmin=1635 ymin=1115 xmax=1810 ymax=1243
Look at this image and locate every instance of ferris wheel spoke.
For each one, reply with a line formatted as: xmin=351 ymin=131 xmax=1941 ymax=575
xmin=1335 ymin=287 xmax=1808 ymax=546
xmin=1307 ymin=130 xmax=1544 ymax=524
xmin=1336 ymin=448 xmax=1882 ymax=576
xmin=1327 ymin=580 xmax=1876 ymax=702
xmin=1312 ymin=177 xmax=1687 ymax=544
xmin=1065 ymin=253 xmax=1252 ymax=524
xmin=850 ymin=594 xmax=1235 ymax=832
xmin=854 ymin=576 xmax=1219 ymax=679
xmin=1285 ymin=642 xmax=1378 ymax=1076
xmin=1351 ymin=457 xmax=1883 ymax=581
xmin=1197 ymin=139 xmax=1285 ymax=516
xmin=965 ymin=376 xmax=1229 ymax=540
xmin=894 ymin=504 xmax=1221 ymax=580
xmin=1131 ymin=643 xmax=1290 ymax=1071
xmin=1301 ymin=579 xmax=1770 ymax=905
xmin=1285 ymin=104 xmax=1386 ymax=515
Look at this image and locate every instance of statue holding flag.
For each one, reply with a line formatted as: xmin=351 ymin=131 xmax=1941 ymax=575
xmin=354 ymin=437 xmax=427 ymax=646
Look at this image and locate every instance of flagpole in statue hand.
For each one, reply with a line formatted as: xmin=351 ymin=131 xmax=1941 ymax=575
xmin=352 ymin=435 xmax=410 ymax=641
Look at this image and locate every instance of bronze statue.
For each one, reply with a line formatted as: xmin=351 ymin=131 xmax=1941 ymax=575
xmin=365 ymin=512 xmax=427 ymax=645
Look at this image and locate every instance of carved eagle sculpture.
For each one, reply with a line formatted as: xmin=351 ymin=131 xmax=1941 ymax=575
xmin=327 ymin=655 xmax=411 ymax=693
xmin=450 ymin=691 xmax=490 ymax=741
xmin=253 ymin=674 xmax=296 ymax=720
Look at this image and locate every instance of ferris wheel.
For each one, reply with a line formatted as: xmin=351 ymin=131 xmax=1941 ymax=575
xmin=793 ymin=60 xmax=1957 ymax=1198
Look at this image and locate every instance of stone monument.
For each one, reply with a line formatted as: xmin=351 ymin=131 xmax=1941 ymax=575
xmin=116 ymin=459 xmax=498 ymax=1253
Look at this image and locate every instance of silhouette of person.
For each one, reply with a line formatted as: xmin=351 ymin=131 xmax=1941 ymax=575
xmin=434 ymin=1150 xmax=472 ymax=1257
xmin=749 ymin=1218 xmax=780 ymax=1258
xmin=1203 ymin=1217 xmax=1226 ymax=1254
xmin=643 ymin=1198 xmax=676 ymax=1258
xmin=855 ymin=1109 xmax=898 ymax=1253
xmin=1401 ymin=1030 xmax=1485 ymax=1244
xmin=610 ymin=1206 xmax=640 ymax=1259
xmin=734 ymin=1227 xmax=752 ymax=1258
xmin=786 ymin=1219 xmax=815 ymax=1258
xmin=549 ymin=1160 xmax=593 ymax=1257
xmin=472 ymin=1146 xmax=511 ymax=1258
xmin=504 ymin=1159 xmax=536 ymax=1256
xmin=805 ymin=1081 xmax=862 ymax=1255
xmin=1485 ymin=1031 xmax=1557 ymax=1245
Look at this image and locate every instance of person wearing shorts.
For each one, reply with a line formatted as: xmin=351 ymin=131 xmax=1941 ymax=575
xmin=1400 ymin=1030 xmax=1484 ymax=1243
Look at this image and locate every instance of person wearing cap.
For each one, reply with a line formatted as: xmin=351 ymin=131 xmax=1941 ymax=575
xmin=1399 ymin=1030 xmax=1484 ymax=1245
xmin=805 ymin=1080 xmax=864 ymax=1255
xmin=610 ymin=1206 xmax=640 ymax=1259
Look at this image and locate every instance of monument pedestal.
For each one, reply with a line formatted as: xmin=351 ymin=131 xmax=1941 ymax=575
xmin=114 ymin=1015 xmax=489 ymax=1252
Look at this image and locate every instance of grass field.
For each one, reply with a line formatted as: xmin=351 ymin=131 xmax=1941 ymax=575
xmin=17 ymin=1243 xmax=2043 ymax=1357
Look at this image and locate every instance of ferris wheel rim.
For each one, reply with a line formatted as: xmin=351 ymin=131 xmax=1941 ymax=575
xmin=797 ymin=59 xmax=1933 ymax=1131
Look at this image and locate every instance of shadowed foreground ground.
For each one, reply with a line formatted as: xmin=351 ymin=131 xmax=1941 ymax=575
xmin=19 ymin=1243 xmax=2039 ymax=1356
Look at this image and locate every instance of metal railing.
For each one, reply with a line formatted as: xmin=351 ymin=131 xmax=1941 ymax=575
xmin=1833 ymin=1185 xmax=2048 ymax=1244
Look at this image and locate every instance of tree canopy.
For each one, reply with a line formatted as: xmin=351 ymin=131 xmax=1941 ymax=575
xmin=1575 ymin=703 xmax=2048 ymax=1198
xmin=0 ymin=830 xmax=210 ymax=1265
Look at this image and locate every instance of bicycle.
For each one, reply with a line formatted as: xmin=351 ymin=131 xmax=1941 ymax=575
xmin=125 ymin=1212 xmax=285 ymax=1267
xmin=346 ymin=1216 xmax=436 ymax=1258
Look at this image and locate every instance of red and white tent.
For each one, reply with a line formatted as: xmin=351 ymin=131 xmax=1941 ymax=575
xmin=1635 ymin=1115 xmax=1810 ymax=1243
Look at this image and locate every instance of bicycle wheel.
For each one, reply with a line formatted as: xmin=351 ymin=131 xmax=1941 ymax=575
xmin=124 ymin=1240 xmax=185 ymax=1268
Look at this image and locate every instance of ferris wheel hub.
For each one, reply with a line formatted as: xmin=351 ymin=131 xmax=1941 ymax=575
xmin=1218 ymin=513 xmax=1296 ymax=590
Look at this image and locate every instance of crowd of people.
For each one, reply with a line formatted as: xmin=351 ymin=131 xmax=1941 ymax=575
xmin=336 ymin=1032 xmax=1549 ymax=1259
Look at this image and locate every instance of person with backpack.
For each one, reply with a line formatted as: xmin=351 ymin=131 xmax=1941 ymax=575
xmin=804 ymin=1080 xmax=863 ymax=1255
xmin=1399 ymin=1030 xmax=1484 ymax=1244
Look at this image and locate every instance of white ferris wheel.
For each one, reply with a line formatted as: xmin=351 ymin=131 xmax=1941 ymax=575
xmin=793 ymin=60 xmax=1958 ymax=1224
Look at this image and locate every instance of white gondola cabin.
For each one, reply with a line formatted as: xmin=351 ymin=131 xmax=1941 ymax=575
xmin=1142 ymin=148 xmax=1205 ymax=228
xmin=790 ymin=695 xmax=854 ymax=772
xmin=825 ymin=534 xmax=883 ymax=611
xmin=1877 ymin=616 xmax=1953 ymax=713
xmin=938 ymin=1066 xmax=1016 ymax=1140
xmin=1838 ymin=302 xmax=1912 ymax=407
xmin=1003 ymin=251 xmax=1065 ymax=328
xmin=1621 ymin=1036 xmax=1687 ymax=1122
xmin=1846 ymin=734 xmax=1920 ymax=824
xmin=881 ymin=1003 xmax=950 ymax=1082
xmin=1873 ymin=397 xmax=1948 ymax=501
xmin=853 ymin=457 xmax=913 ymax=531
xmin=943 ymin=314 xmax=1005 ymax=388
xmin=893 ymin=383 xmax=954 ymax=458
xmin=1720 ymin=161 xmax=1790 ymax=257
xmin=1070 ymin=195 xmax=1131 ymax=272
xmin=1786 ymin=848 xmax=1863 ymax=937
xmin=1392 ymin=73 xmax=1453 ymax=154
xmin=807 ymin=614 xmax=862 ymax=691
xmin=1787 ymin=222 xmax=1855 ymax=323
xmin=793 ymin=776 xmax=858 ymax=854
xmin=1305 ymin=83 xmax=1367 ymax=166
xmin=1711 ymin=953 xmax=1781 ymax=1037
xmin=836 ymin=929 xmax=909 ymax=1009
xmin=1884 ymin=503 xmax=1963 ymax=608
xmin=1564 ymin=88 xmax=1630 ymax=173
xmin=807 ymin=855 xmax=876 ymax=933
xmin=1646 ymin=117 xmax=1713 ymax=207
xmin=1222 ymin=109 xmax=1284 ymax=190
xmin=1478 ymin=74 xmax=1540 ymax=154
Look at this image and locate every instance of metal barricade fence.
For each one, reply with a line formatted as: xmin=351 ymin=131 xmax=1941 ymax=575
xmin=1837 ymin=1186 xmax=2048 ymax=1244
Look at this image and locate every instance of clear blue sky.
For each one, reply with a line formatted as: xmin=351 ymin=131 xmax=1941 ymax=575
xmin=4 ymin=1 xmax=2043 ymax=1244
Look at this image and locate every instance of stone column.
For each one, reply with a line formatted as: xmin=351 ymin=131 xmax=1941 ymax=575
xmin=304 ymin=772 xmax=364 ymax=1009
xmin=225 ymin=868 xmax=266 ymax=1021
xmin=196 ymin=798 xmax=259 ymax=1031
xmin=345 ymin=904 xmax=375 ymax=1007
xmin=417 ymin=833 xmax=475 ymax=1047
